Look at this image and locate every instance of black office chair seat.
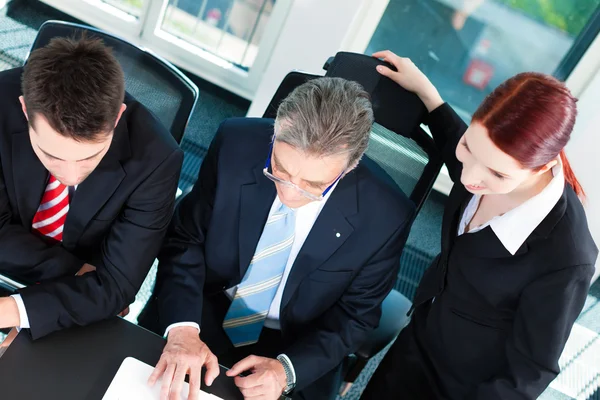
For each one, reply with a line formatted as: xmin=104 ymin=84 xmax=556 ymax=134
xmin=357 ymin=289 xmax=412 ymax=360
xmin=341 ymin=289 xmax=411 ymax=388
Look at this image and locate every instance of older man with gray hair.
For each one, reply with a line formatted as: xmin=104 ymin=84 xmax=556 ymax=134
xmin=139 ymin=77 xmax=415 ymax=400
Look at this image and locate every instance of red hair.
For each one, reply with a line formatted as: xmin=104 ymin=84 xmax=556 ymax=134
xmin=472 ymin=72 xmax=584 ymax=199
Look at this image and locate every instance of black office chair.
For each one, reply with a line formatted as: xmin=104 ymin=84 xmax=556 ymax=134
xmin=28 ymin=20 xmax=199 ymax=144
xmin=263 ymin=52 xmax=443 ymax=395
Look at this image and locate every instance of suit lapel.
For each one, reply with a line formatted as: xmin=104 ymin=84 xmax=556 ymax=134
xmin=62 ymin=159 xmax=126 ymax=248
xmin=453 ymin=226 xmax=528 ymax=259
xmin=238 ymin=166 xmax=277 ymax=278
xmin=62 ymin=118 xmax=131 ymax=248
xmin=280 ymin=170 xmax=357 ymax=310
xmin=455 ymin=186 xmax=568 ymax=259
xmin=12 ymin=130 xmax=47 ymax=227
xmin=438 ymin=183 xmax=569 ymax=266
xmin=441 ymin=184 xmax=471 ymax=254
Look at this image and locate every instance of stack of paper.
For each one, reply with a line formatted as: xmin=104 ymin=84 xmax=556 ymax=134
xmin=102 ymin=357 xmax=224 ymax=400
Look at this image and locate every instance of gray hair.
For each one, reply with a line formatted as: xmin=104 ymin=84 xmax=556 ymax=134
xmin=274 ymin=77 xmax=374 ymax=168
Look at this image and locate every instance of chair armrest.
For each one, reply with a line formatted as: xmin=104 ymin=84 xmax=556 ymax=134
xmin=355 ymin=289 xmax=412 ymax=359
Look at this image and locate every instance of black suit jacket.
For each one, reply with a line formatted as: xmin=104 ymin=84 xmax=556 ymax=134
xmin=410 ymin=103 xmax=598 ymax=399
xmin=0 ymin=67 xmax=183 ymax=339
xmin=148 ymin=118 xmax=415 ymax=390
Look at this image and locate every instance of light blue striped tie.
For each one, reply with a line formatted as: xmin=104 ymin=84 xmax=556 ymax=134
xmin=223 ymin=203 xmax=296 ymax=347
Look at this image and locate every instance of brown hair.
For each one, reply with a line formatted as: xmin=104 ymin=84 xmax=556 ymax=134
xmin=21 ymin=36 xmax=125 ymax=142
xmin=472 ymin=72 xmax=584 ymax=200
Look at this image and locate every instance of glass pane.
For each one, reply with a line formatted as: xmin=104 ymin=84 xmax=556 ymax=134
xmin=101 ymin=0 xmax=145 ymax=18
xmin=366 ymin=0 xmax=600 ymax=121
xmin=160 ymin=0 xmax=275 ymax=70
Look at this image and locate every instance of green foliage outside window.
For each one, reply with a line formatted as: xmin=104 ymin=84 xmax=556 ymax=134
xmin=120 ymin=0 xmax=144 ymax=10
xmin=496 ymin=0 xmax=599 ymax=36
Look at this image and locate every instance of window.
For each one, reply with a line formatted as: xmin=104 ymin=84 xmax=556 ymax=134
xmin=161 ymin=0 xmax=276 ymax=70
xmin=100 ymin=0 xmax=145 ymax=18
xmin=366 ymin=0 xmax=600 ymax=121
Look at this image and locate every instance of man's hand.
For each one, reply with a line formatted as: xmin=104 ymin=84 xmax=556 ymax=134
xmin=75 ymin=263 xmax=96 ymax=276
xmin=0 ymin=297 xmax=20 ymax=329
xmin=148 ymin=326 xmax=219 ymax=400
xmin=227 ymin=355 xmax=287 ymax=400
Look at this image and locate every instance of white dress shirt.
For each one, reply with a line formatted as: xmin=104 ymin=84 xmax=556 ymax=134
xmin=11 ymin=184 xmax=78 ymax=330
xmin=165 ymin=184 xmax=337 ymax=337
xmin=263 ymin=189 xmax=335 ymax=329
xmin=458 ymin=160 xmax=564 ymax=255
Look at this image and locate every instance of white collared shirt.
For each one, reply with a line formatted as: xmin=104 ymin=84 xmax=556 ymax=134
xmin=165 ymin=183 xmax=338 ymax=336
xmin=458 ymin=160 xmax=565 ymax=255
xmin=263 ymin=188 xmax=335 ymax=329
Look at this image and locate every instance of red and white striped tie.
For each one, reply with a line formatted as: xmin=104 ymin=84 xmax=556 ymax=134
xmin=32 ymin=175 xmax=70 ymax=242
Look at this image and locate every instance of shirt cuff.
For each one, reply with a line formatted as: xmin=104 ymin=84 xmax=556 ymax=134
xmin=10 ymin=294 xmax=30 ymax=329
xmin=164 ymin=322 xmax=200 ymax=338
xmin=278 ymin=353 xmax=297 ymax=385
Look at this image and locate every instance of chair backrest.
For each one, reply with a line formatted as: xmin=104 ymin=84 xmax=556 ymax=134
xmin=262 ymin=71 xmax=321 ymax=119
xmin=262 ymin=52 xmax=443 ymax=214
xmin=29 ymin=20 xmax=199 ymax=144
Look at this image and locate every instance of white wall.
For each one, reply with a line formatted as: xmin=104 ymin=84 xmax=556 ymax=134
xmin=567 ymin=67 xmax=600 ymax=282
xmin=246 ymin=0 xmax=371 ymax=117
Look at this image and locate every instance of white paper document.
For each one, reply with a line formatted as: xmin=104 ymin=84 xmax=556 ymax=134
xmin=102 ymin=357 xmax=224 ymax=400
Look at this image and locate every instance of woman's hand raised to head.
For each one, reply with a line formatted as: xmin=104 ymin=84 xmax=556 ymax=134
xmin=372 ymin=50 xmax=445 ymax=112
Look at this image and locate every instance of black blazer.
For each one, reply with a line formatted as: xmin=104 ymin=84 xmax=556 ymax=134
xmin=0 ymin=67 xmax=183 ymax=339
xmin=410 ymin=103 xmax=598 ymax=399
xmin=147 ymin=118 xmax=415 ymax=390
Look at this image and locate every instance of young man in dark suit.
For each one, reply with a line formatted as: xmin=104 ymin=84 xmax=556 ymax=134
xmin=139 ymin=78 xmax=415 ymax=400
xmin=0 ymin=37 xmax=183 ymax=339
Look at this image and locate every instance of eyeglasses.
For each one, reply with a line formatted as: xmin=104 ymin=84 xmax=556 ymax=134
xmin=262 ymin=141 xmax=343 ymax=202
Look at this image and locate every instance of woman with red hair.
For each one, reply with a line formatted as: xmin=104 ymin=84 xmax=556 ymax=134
xmin=361 ymin=51 xmax=598 ymax=400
